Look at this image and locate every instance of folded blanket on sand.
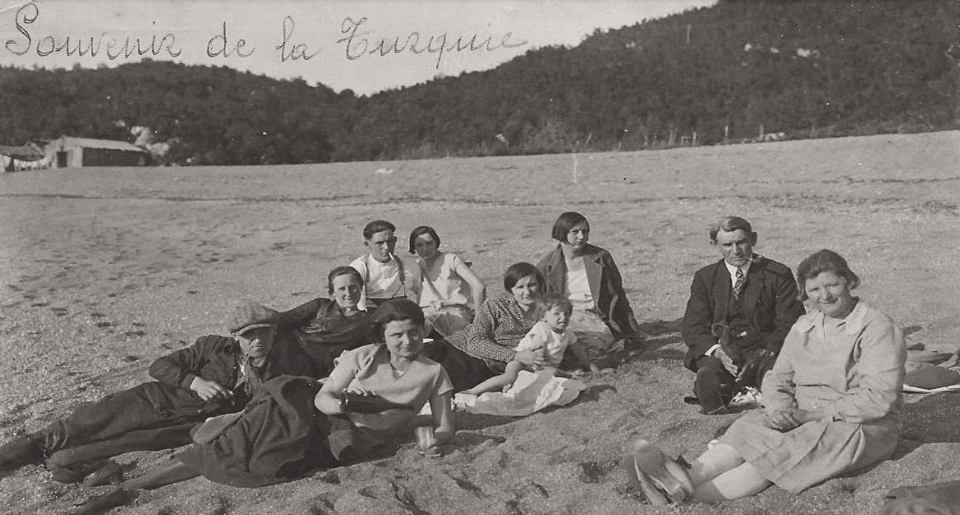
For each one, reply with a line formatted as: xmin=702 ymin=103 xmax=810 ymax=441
xmin=903 ymin=365 xmax=960 ymax=393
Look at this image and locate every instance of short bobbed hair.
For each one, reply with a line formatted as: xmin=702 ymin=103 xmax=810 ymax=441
xmin=372 ymin=299 xmax=425 ymax=340
xmin=795 ymin=249 xmax=861 ymax=301
xmin=327 ymin=266 xmax=363 ymax=295
xmin=363 ymin=220 xmax=396 ymax=240
xmin=502 ymin=262 xmax=545 ymax=292
xmin=551 ymin=212 xmax=590 ymax=242
xmin=408 ymin=225 xmax=441 ymax=254
xmin=709 ymin=216 xmax=757 ymax=243
xmin=536 ymin=292 xmax=573 ymax=319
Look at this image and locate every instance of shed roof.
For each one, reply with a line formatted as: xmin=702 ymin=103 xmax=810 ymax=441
xmin=0 ymin=145 xmax=45 ymax=160
xmin=56 ymin=136 xmax=146 ymax=153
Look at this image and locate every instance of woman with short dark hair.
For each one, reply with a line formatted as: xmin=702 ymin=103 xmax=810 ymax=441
xmin=537 ymin=212 xmax=643 ymax=357
xmin=274 ymin=266 xmax=375 ymax=376
xmin=408 ymin=225 xmax=486 ymax=338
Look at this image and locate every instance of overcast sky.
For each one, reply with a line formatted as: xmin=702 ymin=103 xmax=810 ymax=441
xmin=0 ymin=0 xmax=715 ymax=95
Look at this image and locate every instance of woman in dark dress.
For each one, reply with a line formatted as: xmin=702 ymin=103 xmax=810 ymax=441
xmin=276 ymin=266 xmax=376 ymax=376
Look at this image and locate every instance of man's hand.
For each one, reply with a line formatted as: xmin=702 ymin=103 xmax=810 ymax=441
xmin=757 ymin=348 xmax=776 ymax=360
xmin=713 ymin=347 xmax=740 ymax=376
xmin=190 ymin=377 xmax=233 ymax=401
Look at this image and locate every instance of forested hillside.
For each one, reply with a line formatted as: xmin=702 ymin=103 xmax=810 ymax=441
xmin=0 ymin=64 xmax=346 ymax=165
xmin=1 ymin=0 xmax=956 ymax=165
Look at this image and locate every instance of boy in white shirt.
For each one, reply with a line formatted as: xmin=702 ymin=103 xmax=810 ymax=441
xmin=349 ymin=220 xmax=421 ymax=310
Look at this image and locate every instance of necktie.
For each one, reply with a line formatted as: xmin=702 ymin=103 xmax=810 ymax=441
xmin=733 ymin=267 xmax=745 ymax=300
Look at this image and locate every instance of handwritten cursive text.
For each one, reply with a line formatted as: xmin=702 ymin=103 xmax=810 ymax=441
xmin=337 ymin=17 xmax=527 ymax=68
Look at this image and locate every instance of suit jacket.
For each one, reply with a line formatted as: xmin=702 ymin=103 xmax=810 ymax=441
xmin=680 ymin=256 xmax=805 ymax=371
xmin=147 ymin=333 xmax=319 ymax=416
xmin=537 ymin=243 xmax=640 ymax=338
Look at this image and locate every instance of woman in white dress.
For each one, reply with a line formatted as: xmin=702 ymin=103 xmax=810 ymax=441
xmin=628 ymin=249 xmax=906 ymax=505
xmin=408 ymin=226 xmax=486 ymax=338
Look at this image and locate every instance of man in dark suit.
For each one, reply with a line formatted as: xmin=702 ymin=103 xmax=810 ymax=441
xmin=681 ymin=216 xmax=805 ymax=414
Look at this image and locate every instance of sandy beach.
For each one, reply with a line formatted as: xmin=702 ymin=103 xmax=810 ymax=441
xmin=1 ymin=130 xmax=959 ymax=514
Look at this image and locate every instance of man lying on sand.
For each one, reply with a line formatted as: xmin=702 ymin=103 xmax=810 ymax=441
xmin=0 ymin=303 xmax=317 ymax=483
xmin=68 ymin=300 xmax=454 ymax=515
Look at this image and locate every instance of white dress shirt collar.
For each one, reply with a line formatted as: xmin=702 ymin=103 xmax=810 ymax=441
xmin=724 ymin=260 xmax=752 ymax=286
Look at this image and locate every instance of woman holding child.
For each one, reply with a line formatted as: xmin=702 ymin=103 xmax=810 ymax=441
xmin=429 ymin=262 xmax=549 ymax=392
xmin=463 ymin=292 xmax=598 ymax=396
xmin=627 ymin=250 xmax=906 ymax=505
xmin=537 ymin=212 xmax=643 ymax=357
xmin=408 ymin=225 xmax=486 ymax=338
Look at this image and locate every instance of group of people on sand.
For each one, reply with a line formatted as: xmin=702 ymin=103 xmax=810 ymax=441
xmin=0 ymin=212 xmax=908 ymax=512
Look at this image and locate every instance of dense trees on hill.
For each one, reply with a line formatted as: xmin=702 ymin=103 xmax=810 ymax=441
xmin=0 ymin=0 xmax=956 ymax=165
xmin=1 ymin=63 xmax=345 ymax=165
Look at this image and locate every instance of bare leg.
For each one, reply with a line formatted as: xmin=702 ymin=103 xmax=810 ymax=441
xmin=463 ymin=361 xmax=523 ymax=395
xmin=692 ymin=461 xmax=771 ymax=502
xmin=121 ymin=459 xmax=200 ymax=490
xmin=68 ymin=460 xmax=200 ymax=515
xmin=686 ymin=442 xmax=744 ymax=485
xmin=684 ymin=442 xmax=771 ymax=502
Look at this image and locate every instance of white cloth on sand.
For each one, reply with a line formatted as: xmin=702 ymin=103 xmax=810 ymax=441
xmin=453 ymin=370 xmax=586 ymax=417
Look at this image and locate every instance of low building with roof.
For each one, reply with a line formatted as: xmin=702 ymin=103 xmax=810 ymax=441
xmin=1 ymin=142 xmax=50 ymax=171
xmin=45 ymin=136 xmax=148 ymax=168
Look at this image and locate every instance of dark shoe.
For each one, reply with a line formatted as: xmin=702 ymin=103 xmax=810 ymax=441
xmin=694 ymin=371 xmax=727 ymax=415
xmin=68 ymin=488 xmax=137 ymax=515
xmin=629 ymin=439 xmax=693 ymax=504
xmin=703 ymin=405 xmax=731 ymax=416
xmin=83 ymin=460 xmax=123 ymax=487
xmin=0 ymin=435 xmax=44 ymax=471
xmin=48 ymin=461 xmax=96 ymax=483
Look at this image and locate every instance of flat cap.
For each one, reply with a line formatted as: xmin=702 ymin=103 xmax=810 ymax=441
xmin=226 ymin=302 xmax=279 ymax=334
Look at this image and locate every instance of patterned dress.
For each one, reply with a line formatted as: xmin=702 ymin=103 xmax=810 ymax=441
xmin=448 ymin=296 xmax=536 ymax=370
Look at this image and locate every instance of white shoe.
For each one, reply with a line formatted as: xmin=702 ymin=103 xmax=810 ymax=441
xmin=452 ymin=392 xmax=477 ymax=412
xmin=628 ymin=439 xmax=693 ymax=503
xmin=729 ymin=387 xmax=762 ymax=407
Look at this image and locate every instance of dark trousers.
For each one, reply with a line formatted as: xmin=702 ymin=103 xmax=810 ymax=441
xmin=692 ymin=350 xmax=776 ymax=413
xmin=420 ymin=340 xmax=495 ymax=393
xmin=326 ymin=414 xmax=360 ymax=462
xmin=42 ymin=382 xmax=220 ymax=458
